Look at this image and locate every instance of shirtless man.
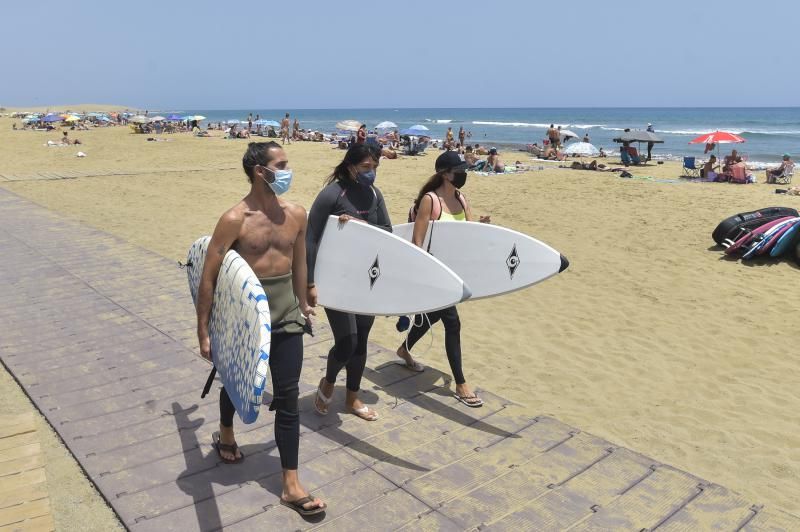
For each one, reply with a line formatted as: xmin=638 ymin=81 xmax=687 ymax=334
xmin=281 ymin=113 xmax=291 ymax=145
xmin=196 ymin=142 xmax=325 ymax=516
xmin=547 ymin=124 xmax=559 ymax=149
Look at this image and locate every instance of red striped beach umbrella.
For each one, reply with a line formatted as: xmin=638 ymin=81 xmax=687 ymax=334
xmin=688 ymin=131 xmax=745 ymax=145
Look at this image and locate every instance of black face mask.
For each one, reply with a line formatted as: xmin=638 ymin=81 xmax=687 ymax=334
xmin=452 ymin=170 xmax=467 ymax=189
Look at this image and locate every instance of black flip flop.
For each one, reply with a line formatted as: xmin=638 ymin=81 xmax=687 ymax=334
xmin=212 ymin=431 xmax=244 ymax=464
xmin=280 ymin=495 xmax=327 ymax=516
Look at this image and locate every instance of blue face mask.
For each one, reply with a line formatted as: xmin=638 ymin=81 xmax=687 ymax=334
xmin=356 ymin=169 xmax=376 ymax=187
xmin=262 ymin=167 xmax=293 ymax=195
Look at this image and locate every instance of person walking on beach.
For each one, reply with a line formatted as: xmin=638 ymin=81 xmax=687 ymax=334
xmin=308 ymin=144 xmax=390 ymax=422
xmin=195 ymin=141 xmax=325 ymax=516
xmin=281 ymin=113 xmax=291 ymax=145
xmin=396 ymin=151 xmax=490 ymax=407
xmin=292 ymin=117 xmax=299 ymax=140
xmin=446 ymin=127 xmax=454 ymax=149
xmin=458 ymin=126 xmax=465 ymax=147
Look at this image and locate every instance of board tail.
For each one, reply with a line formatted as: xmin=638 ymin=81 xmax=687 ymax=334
xmin=560 ymin=254 xmax=570 ymax=273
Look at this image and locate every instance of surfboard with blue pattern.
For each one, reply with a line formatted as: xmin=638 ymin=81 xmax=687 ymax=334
xmin=186 ymin=236 xmax=271 ymax=424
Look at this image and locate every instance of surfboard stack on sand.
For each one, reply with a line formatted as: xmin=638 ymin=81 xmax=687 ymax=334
xmin=186 ymin=216 xmax=569 ymax=422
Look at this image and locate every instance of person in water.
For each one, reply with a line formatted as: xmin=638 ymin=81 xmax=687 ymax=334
xmin=195 ymin=141 xmax=325 ymax=516
xmin=396 ymin=151 xmax=490 ymax=407
xmin=307 ymin=144 xmax=391 ymax=422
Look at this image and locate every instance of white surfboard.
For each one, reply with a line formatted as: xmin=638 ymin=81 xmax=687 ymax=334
xmin=392 ymin=221 xmax=569 ymax=300
xmin=186 ymin=236 xmax=271 ymax=424
xmin=315 ymin=215 xmax=470 ymax=315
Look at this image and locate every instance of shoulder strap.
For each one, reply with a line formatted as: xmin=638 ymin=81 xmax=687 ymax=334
xmin=455 ymin=190 xmax=468 ymax=214
xmin=429 ymin=191 xmax=443 ymax=220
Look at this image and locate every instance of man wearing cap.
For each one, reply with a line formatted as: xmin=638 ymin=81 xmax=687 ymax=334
xmin=766 ymin=154 xmax=794 ymax=183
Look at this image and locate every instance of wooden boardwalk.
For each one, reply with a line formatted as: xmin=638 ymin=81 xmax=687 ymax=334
xmin=0 ymin=186 xmax=798 ymax=531
xmin=0 ymin=413 xmax=54 ymax=531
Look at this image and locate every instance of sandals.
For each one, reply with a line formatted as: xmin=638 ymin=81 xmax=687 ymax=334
xmin=350 ymin=404 xmax=379 ymax=421
xmin=314 ymin=378 xmax=333 ymax=415
xmin=454 ymin=393 xmax=484 ymax=408
xmin=398 ymin=359 xmax=425 ymax=372
xmin=212 ymin=431 xmax=244 ymax=464
xmin=280 ymin=495 xmax=326 ymax=516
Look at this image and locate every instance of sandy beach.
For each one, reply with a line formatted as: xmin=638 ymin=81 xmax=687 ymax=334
xmin=1 ymin=110 xmax=799 ymax=526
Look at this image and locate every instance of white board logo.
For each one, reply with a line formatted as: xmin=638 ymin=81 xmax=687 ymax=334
xmin=368 ymin=255 xmax=381 ymax=289
xmin=506 ymin=244 xmax=520 ymax=279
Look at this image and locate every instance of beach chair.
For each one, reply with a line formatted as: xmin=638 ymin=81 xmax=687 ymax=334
xmin=774 ymin=163 xmax=794 ymax=184
xmin=682 ymin=156 xmax=701 ymax=177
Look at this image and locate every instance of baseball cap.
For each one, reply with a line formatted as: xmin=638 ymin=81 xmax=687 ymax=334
xmin=435 ymin=151 xmax=468 ymax=171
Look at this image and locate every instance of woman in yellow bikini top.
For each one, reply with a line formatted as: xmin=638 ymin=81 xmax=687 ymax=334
xmin=398 ymin=151 xmax=490 ymax=408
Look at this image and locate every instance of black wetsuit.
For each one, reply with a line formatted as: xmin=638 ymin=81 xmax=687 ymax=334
xmin=306 ymin=178 xmax=391 ymax=391
xmin=219 ymin=274 xmax=305 ymax=470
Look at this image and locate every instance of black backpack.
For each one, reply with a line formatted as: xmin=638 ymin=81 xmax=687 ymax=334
xmin=712 ymin=207 xmax=799 ymax=246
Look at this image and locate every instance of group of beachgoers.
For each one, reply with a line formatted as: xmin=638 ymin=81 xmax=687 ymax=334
xmin=700 ymin=149 xmax=794 ymax=184
xmin=195 ymin=141 xmax=489 ymax=516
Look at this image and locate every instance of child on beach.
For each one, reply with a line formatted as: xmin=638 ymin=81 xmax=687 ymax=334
xmin=195 ymin=142 xmax=325 ymax=516
xmin=308 ymin=144 xmax=391 ymax=422
xmin=396 ymin=151 xmax=490 ymax=407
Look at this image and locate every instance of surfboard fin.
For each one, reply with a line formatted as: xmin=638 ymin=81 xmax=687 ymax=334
xmin=460 ymin=283 xmax=472 ymax=302
xmin=559 ymin=254 xmax=570 ymax=273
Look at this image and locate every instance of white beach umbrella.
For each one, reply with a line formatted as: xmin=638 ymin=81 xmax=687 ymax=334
xmin=336 ymin=120 xmax=362 ymax=132
xmin=150 ymin=115 xmax=166 ymax=121
xmin=559 ymin=129 xmax=581 ymax=140
xmin=562 ymin=142 xmax=600 ymax=157
xmin=128 ymin=115 xmax=150 ymax=124
xmin=375 ymin=121 xmax=397 ymax=129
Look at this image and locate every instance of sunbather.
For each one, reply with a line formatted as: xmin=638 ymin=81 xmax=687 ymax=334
xmin=702 ymin=155 xmax=721 ymax=181
xmin=486 ymin=148 xmax=504 ymax=172
xmin=765 ymin=154 xmax=794 ymax=183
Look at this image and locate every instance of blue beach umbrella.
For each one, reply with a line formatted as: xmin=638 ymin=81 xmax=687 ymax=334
xmin=400 ymin=128 xmax=431 ymax=136
xmin=42 ymin=114 xmax=62 ymax=123
xmin=255 ymin=119 xmax=280 ymax=127
xmin=167 ymin=114 xmax=183 ymax=121
xmin=407 ymin=124 xmax=429 ymax=133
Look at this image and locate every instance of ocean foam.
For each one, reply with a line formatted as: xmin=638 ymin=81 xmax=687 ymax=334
xmin=474 ymin=121 xmax=604 ymax=129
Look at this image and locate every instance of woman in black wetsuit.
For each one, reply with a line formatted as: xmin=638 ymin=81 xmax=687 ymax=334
xmin=306 ymin=144 xmax=390 ymax=421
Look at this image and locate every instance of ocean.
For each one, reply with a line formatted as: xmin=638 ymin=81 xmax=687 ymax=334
xmin=172 ymin=108 xmax=800 ymax=168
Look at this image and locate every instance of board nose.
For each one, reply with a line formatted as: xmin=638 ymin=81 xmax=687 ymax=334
xmin=559 ymin=254 xmax=570 ymax=273
xmin=460 ymin=283 xmax=472 ymax=302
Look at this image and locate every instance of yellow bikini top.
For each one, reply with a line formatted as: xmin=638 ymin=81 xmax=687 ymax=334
xmin=438 ymin=209 xmax=466 ymax=221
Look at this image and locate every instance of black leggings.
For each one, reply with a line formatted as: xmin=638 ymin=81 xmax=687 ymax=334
xmin=405 ymin=306 xmax=465 ymax=385
xmin=220 ymin=332 xmax=303 ymax=470
xmin=324 ymin=308 xmax=374 ymax=392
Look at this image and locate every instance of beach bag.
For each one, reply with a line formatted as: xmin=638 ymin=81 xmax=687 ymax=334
xmin=712 ymin=207 xmax=799 ymax=246
xmin=408 ymin=191 xmax=468 ymax=223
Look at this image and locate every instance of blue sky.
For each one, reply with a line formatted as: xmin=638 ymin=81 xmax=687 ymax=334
xmin=2 ymin=0 xmax=797 ymax=108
